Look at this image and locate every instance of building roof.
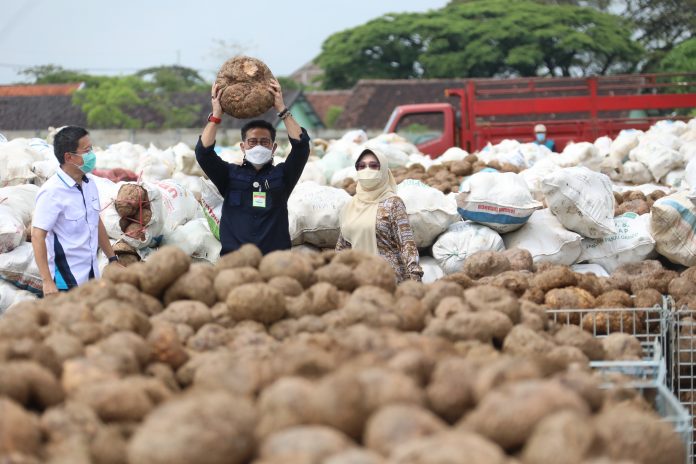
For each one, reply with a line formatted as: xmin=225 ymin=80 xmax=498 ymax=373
xmin=334 ymin=79 xmax=468 ymax=130
xmin=0 ymin=88 xmax=324 ymax=131
xmin=0 ymin=82 xmax=84 ymax=97
xmin=288 ymin=61 xmax=323 ymax=87
xmin=304 ymin=90 xmax=352 ymax=125
xmin=0 ymin=95 xmax=86 ymax=131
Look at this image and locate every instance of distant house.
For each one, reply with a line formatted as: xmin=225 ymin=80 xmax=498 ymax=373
xmin=0 ymin=83 xmax=86 ymax=131
xmin=334 ymin=79 xmax=467 ymax=130
xmin=0 ymin=84 xmax=324 ymax=132
xmin=304 ymin=90 xmax=352 ymax=126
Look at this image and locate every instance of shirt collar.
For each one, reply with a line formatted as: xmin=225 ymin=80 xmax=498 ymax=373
xmin=56 ymin=167 xmax=89 ymax=188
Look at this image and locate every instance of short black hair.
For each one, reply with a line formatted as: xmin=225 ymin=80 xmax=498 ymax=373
xmin=241 ymin=120 xmax=276 ymax=142
xmin=54 ymin=126 xmax=89 ymax=165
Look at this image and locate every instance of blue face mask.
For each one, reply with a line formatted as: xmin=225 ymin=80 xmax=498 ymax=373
xmin=72 ymin=150 xmax=97 ymax=173
xmin=535 ymin=133 xmax=546 ymax=142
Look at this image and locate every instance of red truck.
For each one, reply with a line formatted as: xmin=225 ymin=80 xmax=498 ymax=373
xmin=383 ymin=73 xmax=696 ymax=157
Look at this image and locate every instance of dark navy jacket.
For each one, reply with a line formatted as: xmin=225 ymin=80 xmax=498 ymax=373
xmin=195 ymin=129 xmax=310 ymax=255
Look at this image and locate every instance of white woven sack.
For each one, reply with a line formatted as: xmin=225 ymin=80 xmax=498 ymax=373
xmin=578 ymin=212 xmax=655 ymax=273
xmin=650 ymin=192 xmax=696 ymax=266
xmin=432 ymin=221 xmax=504 ymax=275
xmin=503 ymin=208 xmax=583 ymax=266
xmin=397 ymin=179 xmax=461 ymax=247
xmin=541 ymin=166 xmax=616 ymax=238
xmin=457 ymin=171 xmax=541 ymax=233
xmin=288 ymin=182 xmax=351 ymax=248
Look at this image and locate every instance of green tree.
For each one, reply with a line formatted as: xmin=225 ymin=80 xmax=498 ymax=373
xmin=21 ymin=64 xmax=204 ymax=129
xmin=136 ymin=65 xmax=208 ymax=92
xmin=617 ymin=0 xmax=695 ymax=71
xmin=316 ymin=0 xmax=642 ymax=88
xmin=324 ymin=105 xmax=344 ymax=128
xmin=657 ymin=37 xmax=696 ymax=72
xmin=72 ymin=75 xmax=147 ymax=129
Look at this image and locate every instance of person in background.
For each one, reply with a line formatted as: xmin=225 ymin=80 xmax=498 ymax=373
xmin=195 ymin=78 xmax=310 ymax=255
xmin=533 ymin=123 xmax=556 ymax=152
xmin=336 ymin=147 xmax=423 ymax=282
xmin=32 ymin=126 xmax=119 ymax=295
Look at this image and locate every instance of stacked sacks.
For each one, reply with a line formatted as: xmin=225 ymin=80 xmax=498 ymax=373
xmin=0 ymin=185 xmax=38 ymax=253
xmin=396 ymin=180 xmax=460 ymax=247
xmin=456 ymin=171 xmax=541 ymax=234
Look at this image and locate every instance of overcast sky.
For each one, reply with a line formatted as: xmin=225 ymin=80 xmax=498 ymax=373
xmin=0 ymin=0 xmax=448 ymax=85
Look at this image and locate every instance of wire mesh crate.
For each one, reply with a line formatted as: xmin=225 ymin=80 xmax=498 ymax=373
xmin=547 ymin=305 xmax=669 ymax=384
xmin=590 ymin=339 xmax=666 ymax=384
xmin=668 ymin=308 xmax=696 ymax=462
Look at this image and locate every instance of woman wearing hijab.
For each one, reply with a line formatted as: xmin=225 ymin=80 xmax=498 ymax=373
xmin=336 ymin=147 xmax=423 ymax=282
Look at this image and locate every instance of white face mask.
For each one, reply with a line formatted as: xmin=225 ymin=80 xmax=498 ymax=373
xmin=245 ymin=145 xmax=273 ymax=167
xmin=356 ymin=169 xmax=382 ymax=190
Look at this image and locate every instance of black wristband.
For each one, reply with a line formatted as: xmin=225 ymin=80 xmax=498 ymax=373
xmin=277 ymin=107 xmax=289 ymax=118
xmin=108 ymin=255 xmax=119 ymax=263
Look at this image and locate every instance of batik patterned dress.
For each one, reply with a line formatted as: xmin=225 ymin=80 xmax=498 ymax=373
xmin=336 ymin=196 xmax=423 ymax=282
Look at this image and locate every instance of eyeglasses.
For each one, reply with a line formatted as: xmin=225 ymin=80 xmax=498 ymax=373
xmin=356 ymin=161 xmax=380 ymax=170
xmin=246 ymin=138 xmax=273 ymax=148
xmin=70 ymin=146 xmax=93 ymax=155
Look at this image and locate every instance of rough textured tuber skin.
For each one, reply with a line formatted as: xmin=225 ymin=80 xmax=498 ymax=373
xmin=364 ymin=404 xmax=447 ymax=456
xmin=462 ymin=251 xmax=511 ymax=279
xmin=553 ymin=325 xmax=605 ymax=361
xmin=147 ymin=322 xmax=189 ymax=369
xmin=163 ymin=263 xmax=216 ymax=307
xmin=425 ymin=358 xmax=477 ymax=423
xmin=214 ymin=266 xmax=263 ymax=301
xmin=464 ymin=285 xmax=521 ymax=324
xmin=255 ymin=376 xmax=319 ymax=440
xmin=485 ymin=270 xmax=532 ymax=297
xmin=215 ymin=243 xmax=262 ymax=270
xmin=502 ymin=248 xmax=534 ymax=272
xmin=633 ymin=288 xmax=663 ymax=309
xmin=531 ymin=266 xmax=578 ymax=292
xmin=595 ymin=290 xmax=633 ymax=308
xmin=215 ymin=56 xmax=275 ymax=118
xmin=0 ymin=398 xmax=41 ymax=456
xmin=226 ymin=283 xmax=287 ymax=324
xmin=601 ymin=333 xmax=644 ymax=360
xmin=325 ymin=449 xmax=385 ymax=464
xmin=545 ymin=287 xmax=596 ymax=311
xmin=115 ymin=184 xmax=148 ymax=218
xmin=127 ymin=391 xmax=257 ymax=464
xmin=138 ymin=246 xmax=190 ymax=297
xmin=259 ymin=425 xmax=353 ymax=463
xmin=521 ymin=410 xmax=595 ymax=464
xmin=267 ymin=276 xmax=304 ymax=297
xmin=389 ymin=431 xmax=508 ymax=464
xmin=152 ymin=300 xmax=212 ymax=331
xmin=260 ymin=250 xmax=316 ymax=288
xmin=315 ymin=262 xmax=359 ymax=292
xmin=0 ymin=361 xmax=64 ymax=409
xmin=593 ymin=404 xmax=686 ymax=464
xmin=463 ymin=379 xmax=589 ymax=450
xmin=73 ymin=377 xmax=170 ymax=422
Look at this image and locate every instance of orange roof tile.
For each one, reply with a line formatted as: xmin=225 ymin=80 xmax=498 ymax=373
xmin=0 ymin=83 xmax=83 ymax=97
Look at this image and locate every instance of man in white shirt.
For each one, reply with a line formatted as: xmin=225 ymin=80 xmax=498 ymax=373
xmin=31 ymin=126 xmax=118 ymax=295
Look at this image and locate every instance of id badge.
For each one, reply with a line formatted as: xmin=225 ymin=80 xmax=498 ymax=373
xmin=252 ymin=192 xmax=267 ymax=208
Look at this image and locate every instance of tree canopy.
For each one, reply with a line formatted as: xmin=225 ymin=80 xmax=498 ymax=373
xmin=316 ymin=0 xmax=644 ymax=88
xmin=21 ymin=65 xmax=204 ymax=129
